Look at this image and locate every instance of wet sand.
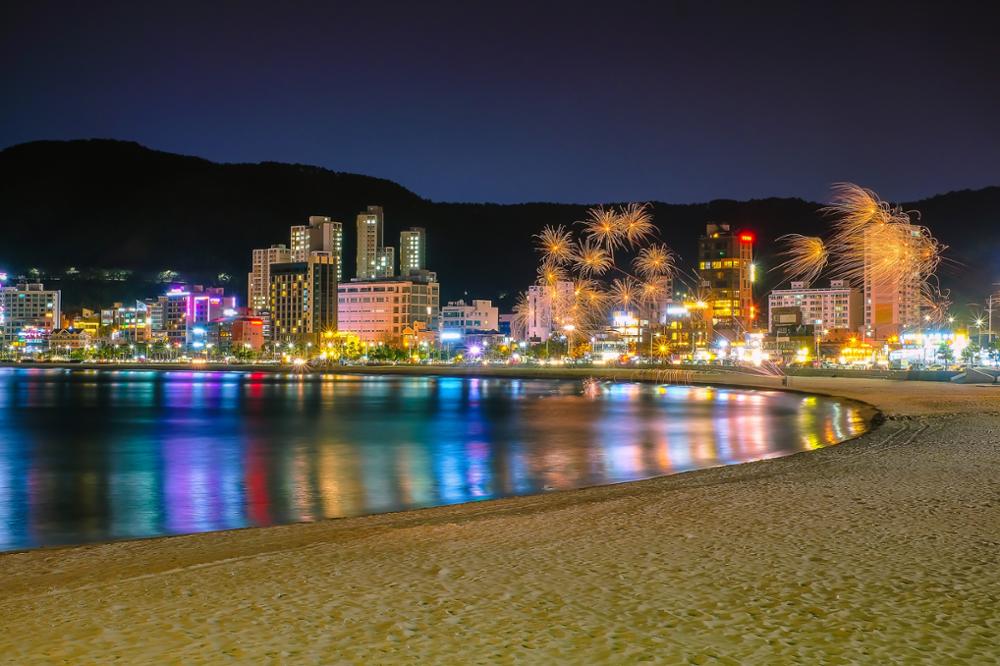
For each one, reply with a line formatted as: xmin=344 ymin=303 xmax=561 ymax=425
xmin=1 ymin=373 xmax=998 ymax=663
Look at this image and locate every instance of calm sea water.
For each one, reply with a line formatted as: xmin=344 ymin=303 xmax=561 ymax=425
xmin=0 ymin=368 xmax=868 ymax=551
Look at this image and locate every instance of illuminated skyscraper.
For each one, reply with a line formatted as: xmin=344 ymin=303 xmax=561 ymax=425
xmin=291 ymin=216 xmax=343 ymax=281
xmin=863 ymin=224 xmax=923 ymax=339
xmin=355 ymin=205 xmax=385 ymax=280
xmin=696 ymin=223 xmax=755 ymax=336
xmin=399 ymin=227 xmax=426 ymax=276
xmin=248 ymin=244 xmax=292 ymax=314
xmin=269 ymin=252 xmax=339 ymax=343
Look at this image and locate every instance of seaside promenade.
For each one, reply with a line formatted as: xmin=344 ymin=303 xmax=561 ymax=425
xmin=1 ymin=369 xmax=997 ymax=663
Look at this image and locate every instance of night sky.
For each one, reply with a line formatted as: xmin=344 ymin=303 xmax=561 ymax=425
xmin=3 ymin=1 xmax=998 ymax=204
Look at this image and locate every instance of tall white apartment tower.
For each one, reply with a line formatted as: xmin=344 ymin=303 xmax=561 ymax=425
xmin=399 ymin=227 xmax=426 ymax=276
xmin=248 ymin=244 xmax=292 ymax=314
xmin=291 ymin=216 xmax=343 ymax=281
xmin=863 ymin=224 xmax=923 ymax=339
xmin=356 ymin=205 xmax=384 ymax=280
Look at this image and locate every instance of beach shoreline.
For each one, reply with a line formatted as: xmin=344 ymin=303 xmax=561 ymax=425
xmin=1 ymin=372 xmax=998 ymax=662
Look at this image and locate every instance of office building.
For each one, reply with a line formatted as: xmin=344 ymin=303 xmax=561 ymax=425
xmin=337 ymin=278 xmax=440 ymax=343
xmin=697 ymin=224 xmax=755 ymax=335
xmin=0 ymin=282 xmax=61 ymax=347
xmin=441 ymin=299 xmax=499 ymax=335
xmin=400 ymin=227 xmax=426 ymax=276
xmin=767 ymin=280 xmax=863 ymax=333
xmin=248 ymin=244 xmax=292 ymax=314
xmin=269 ymin=252 xmax=338 ymax=344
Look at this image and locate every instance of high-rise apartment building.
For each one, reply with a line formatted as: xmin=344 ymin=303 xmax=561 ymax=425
xmin=767 ymin=280 xmax=863 ymax=333
xmin=269 ymin=252 xmax=339 ymax=343
xmin=375 ymin=247 xmax=395 ymax=279
xmin=864 ymin=224 xmax=923 ymax=339
xmin=399 ymin=227 xmax=426 ymax=276
xmin=248 ymin=244 xmax=292 ymax=315
xmin=291 ymin=216 xmax=343 ymax=281
xmin=337 ymin=278 xmax=440 ymax=343
xmin=697 ymin=224 xmax=755 ymax=335
xmin=355 ymin=205 xmax=385 ymax=280
xmin=0 ymin=282 xmax=61 ymax=347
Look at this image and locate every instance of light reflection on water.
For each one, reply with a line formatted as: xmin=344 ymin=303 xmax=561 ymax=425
xmin=0 ymin=368 xmax=869 ymax=551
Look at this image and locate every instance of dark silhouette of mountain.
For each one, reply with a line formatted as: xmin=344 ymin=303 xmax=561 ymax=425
xmin=1 ymin=139 xmax=997 ymax=311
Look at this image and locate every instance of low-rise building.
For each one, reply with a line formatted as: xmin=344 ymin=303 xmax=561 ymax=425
xmin=441 ymin=299 xmax=499 ymax=335
xmin=337 ymin=278 xmax=440 ymax=343
xmin=768 ymin=279 xmax=862 ymax=335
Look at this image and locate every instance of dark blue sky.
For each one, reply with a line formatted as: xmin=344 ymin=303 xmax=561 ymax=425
xmin=2 ymin=1 xmax=998 ymax=204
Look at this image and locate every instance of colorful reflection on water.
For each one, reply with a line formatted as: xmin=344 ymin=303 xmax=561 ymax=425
xmin=0 ymin=368 xmax=869 ymax=551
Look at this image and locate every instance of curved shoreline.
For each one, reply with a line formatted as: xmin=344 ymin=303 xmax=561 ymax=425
xmin=1 ymin=372 xmax=997 ymax=661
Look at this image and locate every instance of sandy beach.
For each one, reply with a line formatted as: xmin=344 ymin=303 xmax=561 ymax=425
xmin=1 ymin=372 xmax=998 ymax=663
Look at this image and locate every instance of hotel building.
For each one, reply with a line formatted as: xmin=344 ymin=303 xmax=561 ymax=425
xmin=269 ymin=252 xmax=338 ymax=343
xmin=767 ymin=280 xmax=862 ymax=334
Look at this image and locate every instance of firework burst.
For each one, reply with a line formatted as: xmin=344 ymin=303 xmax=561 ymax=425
xmin=573 ymin=238 xmax=613 ymax=277
xmin=618 ymin=203 xmax=656 ymax=247
xmin=534 ymin=224 xmax=575 ymax=265
xmin=581 ymin=206 xmax=625 ymax=252
xmin=633 ymin=243 xmax=675 ymax=279
xmin=774 ymin=234 xmax=828 ymax=285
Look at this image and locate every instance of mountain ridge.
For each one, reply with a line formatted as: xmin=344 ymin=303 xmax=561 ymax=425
xmin=2 ymin=139 xmax=997 ymax=310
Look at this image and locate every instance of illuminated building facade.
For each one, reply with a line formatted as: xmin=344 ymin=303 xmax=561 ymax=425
xmin=0 ymin=282 xmax=61 ymax=347
xmin=291 ymin=216 xmax=343 ymax=281
xmin=441 ymin=299 xmax=499 ymax=335
xmin=697 ymin=224 xmax=755 ymax=335
xmin=269 ymin=252 xmax=338 ymax=343
xmin=337 ymin=279 xmax=440 ymax=343
xmin=155 ymin=286 xmax=236 ymax=348
xmin=864 ymin=224 xmax=923 ymax=339
xmin=356 ymin=205 xmax=389 ymax=280
xmin=100 ymin=301 xmax=151 ymax=342
xmin=208 ymin=316 xmax=265 ymax=353
xmin=524 ymin=282 xmax=574 ymax=341
xmin=399 ymin=227 xmax=426 ymax=276
xmin=767 ymin=280 xmax=862 ymax=334
xmin=248 ymin=244 xmax=291 ymax=315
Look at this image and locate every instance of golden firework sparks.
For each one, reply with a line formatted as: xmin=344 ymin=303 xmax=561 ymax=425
xmin=633 ymin=243 xmax=676 ymax=279
xmin=533 ymin=224 xmax=575 ymax=265
xmin=617 ymin=202 xmax=656 ymax=247
xmin=572 ymin=238 xmax=613 ymax=277
xmin=580 ymin=206 xmax=625 ymax=251
xmin=774 ymin=234 xmax=828 ymax=285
